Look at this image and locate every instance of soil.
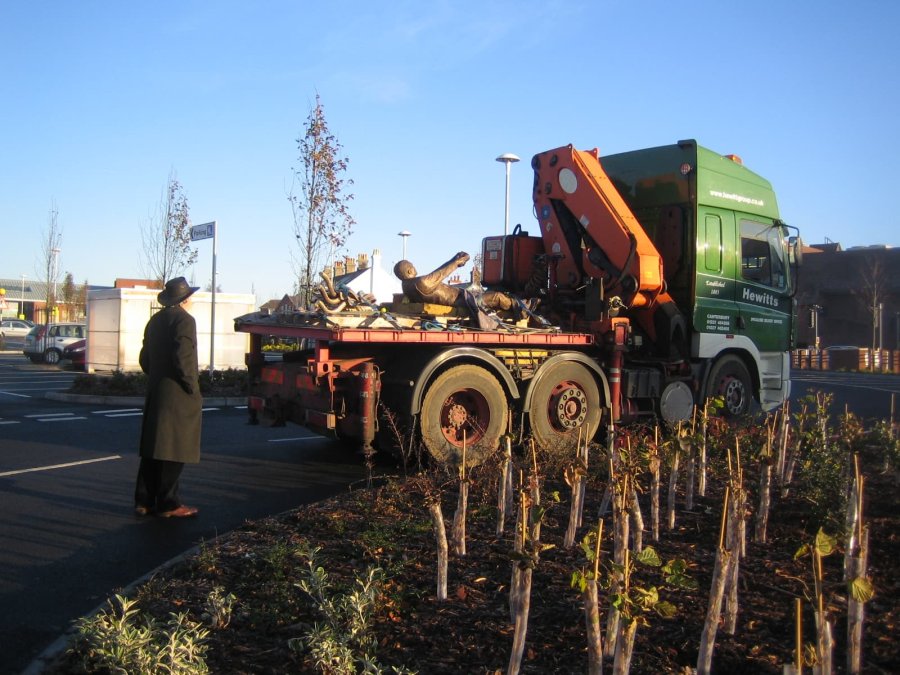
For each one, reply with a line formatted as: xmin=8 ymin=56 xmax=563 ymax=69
xmin=50 ymin=433 xmax=898 ymax=674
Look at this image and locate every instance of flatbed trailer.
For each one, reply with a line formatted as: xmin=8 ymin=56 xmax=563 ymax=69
xmin=236 ymin=311 xmax=611 ymax=465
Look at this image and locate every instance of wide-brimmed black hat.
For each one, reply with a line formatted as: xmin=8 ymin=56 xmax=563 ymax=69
xmin=158 ymin=277 xmax=199 ymax=307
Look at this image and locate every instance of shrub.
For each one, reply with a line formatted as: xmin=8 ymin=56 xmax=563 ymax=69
xmin=68 ymin=369 xmax=247 ymax=397
xmin=70 ymin=370 xmax=147 ymax=396
xmin=68 ymin=594 xmax=209 ymax=674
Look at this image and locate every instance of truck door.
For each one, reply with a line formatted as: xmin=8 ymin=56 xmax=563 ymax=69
xmin=736 ymin=219 xmax=792 ymax=352
xmin=693 ymin=208 xmax=738 ymax=340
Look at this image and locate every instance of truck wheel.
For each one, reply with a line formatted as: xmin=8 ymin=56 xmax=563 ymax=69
xmin=44 ymin=349 xmax=61 ymax=365
xmin=706 ymin=355 xmax=752 ymax=417
xmin=528 ymin=361 xmax=602 ymax=453
xmin=420 ymin=365 xmax=508 ymax=467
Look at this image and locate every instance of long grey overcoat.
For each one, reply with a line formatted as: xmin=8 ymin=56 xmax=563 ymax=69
xmin=138 ymin=304 xmax=202 ymax=463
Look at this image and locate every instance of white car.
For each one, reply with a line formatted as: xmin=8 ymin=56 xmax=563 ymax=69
xmin=1 ymin=318 xmax=35 ymax=339
xmin=23 ymin=323 xmax=86 ymax=364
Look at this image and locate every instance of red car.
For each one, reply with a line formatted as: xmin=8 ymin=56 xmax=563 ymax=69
xmin=63 ymin=338 xmax=86 ymax=369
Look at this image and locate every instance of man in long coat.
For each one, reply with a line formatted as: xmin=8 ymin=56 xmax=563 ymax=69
xmin=134 ymin=277 xmax=202 ymax=518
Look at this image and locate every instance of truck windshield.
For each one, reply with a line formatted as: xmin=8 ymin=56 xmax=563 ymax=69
xmin=740 ymin=220 xmax=788 ymax=291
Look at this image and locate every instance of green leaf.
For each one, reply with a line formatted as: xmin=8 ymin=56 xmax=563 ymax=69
xmin=849 ymin=577 xmax=874 ymax=603
xmin=662 ymin=558 xmax=687 ymax=576
xmin=655 ymin=600 xmax=678 ymax=618
xmin=815 ymin=529 xmax=837 ymax=557
xmin=794 ymin=543 xmax=810 ymax=560
xmin=580 ymin=534 xmax=595 ymax=561
xmin=571 ymin=570 xmax=587 ymax=593
xmin=635 ymin=546 xmax=662 ymax=567
xmin=666 ymin=573 xmax=699 ymax=591
xmin=634 ymin=586 xmax=659 ymax=609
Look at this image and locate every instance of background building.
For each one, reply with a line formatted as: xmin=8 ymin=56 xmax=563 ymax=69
xmin=796 ymin=243 xmax=900 ymax=350
xmin=0 ymin=278 xmax=107 ymax=323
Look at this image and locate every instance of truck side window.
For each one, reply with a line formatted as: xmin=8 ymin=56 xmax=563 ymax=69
xmin=740 ymin=219 xmax=787 ymax=290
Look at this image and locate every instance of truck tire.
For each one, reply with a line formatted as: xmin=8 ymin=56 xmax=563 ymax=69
xmin=528 ymin=361 xmax=602 ymax=453
xmin=706 ymin=355 xmax=752 ymax=417
xmin=44 ymin=349 xmax=61 ymax=365
xmin=420 ymin=364 xmax=508 ymax=467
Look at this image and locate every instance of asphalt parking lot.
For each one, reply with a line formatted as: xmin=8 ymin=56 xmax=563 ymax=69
xmin=0 ymin=352 xmax=371 ymax=673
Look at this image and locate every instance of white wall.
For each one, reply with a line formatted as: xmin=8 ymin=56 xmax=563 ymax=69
xmin=340 ymin=251 xmax=400 ymax=304
xmin=85 ymin=288 xmax=256 ymax=373
xmin=343 ymin=266 xmax=401 ymax=304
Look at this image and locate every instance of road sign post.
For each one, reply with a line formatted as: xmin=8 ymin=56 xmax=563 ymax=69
xmin=190 ymin=221 xmax=217 ymax=374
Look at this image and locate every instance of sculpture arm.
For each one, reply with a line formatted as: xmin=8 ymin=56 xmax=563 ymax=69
xmin=414 ymin=252 xmax=469 ymax=295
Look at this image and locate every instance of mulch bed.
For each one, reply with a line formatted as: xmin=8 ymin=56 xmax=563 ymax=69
xmin=51 ymin=441 xmax=898 ymax=674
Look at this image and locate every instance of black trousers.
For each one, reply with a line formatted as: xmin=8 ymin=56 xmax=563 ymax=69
xmin=135 ymin=458 xmax=184 ymax=512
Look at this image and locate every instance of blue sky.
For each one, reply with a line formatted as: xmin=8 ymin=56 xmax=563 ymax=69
xmin=2 ymin=1 xmax=898 ymax=303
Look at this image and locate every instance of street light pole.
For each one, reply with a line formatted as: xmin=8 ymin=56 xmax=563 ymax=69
xmin=20 ymin=274 xmax=26 ymax=320
xmin=210 ymin=222 xmax=218 ymax=375
xmin=495 ymin=153 xmax=520 ymax=236
xmin=810 ymin=304 xmax=822 ymax=350
xmin=398 ymin=230 xmax=411 ymax=260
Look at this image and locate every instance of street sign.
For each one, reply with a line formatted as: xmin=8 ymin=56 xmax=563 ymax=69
xmin=191 ymin=219 xmax=218 ymax=374
xmin=190 ymin=222 xmax=216 ymax=241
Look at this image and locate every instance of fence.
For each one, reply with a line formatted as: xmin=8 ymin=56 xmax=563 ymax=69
xmin=792 ymin=348 xmax=900 ymax=373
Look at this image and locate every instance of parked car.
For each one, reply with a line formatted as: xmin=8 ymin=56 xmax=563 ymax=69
xmin=1 ymin=318 xmax=35 ymax=339
xmin=63 ymin=338 xmax=86 ymax=369
xmin=23 ymin=323 xmax=86 ymax=364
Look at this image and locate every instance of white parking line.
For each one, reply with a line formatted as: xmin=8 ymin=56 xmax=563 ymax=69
xmin=268 ymin=437 xmax=325 ymax=443
xmin=105 ymin=412 xmax=144 ymax=418
xmin=92 ymin=408 xmax=142 ymax=414
xmin=0 ymin=420 xmax=21 ymax=425
xmin=0 ymin=455 xmax=121 ymax=477
xmin=39 ymin=416 xmax=88 ymax=422
xmin=0 ymin=391 xmax=31 ymax=398
xmin=25 ymin=412 xmax=75 ymax=418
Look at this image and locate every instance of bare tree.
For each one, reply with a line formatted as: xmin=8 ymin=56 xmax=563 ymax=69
xmin=37 ymin=204 xmax=63 ymax=323
xmin=140 ymin=172 xmax=197 ymax=284
xmin=855 ymin=257 xmax=891 ymax=357
xmin=289 ymin=94 xmax=355 ymax=307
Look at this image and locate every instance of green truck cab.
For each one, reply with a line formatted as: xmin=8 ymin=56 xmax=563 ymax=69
xmin=603 ymin=140 xmax=798 ymax=413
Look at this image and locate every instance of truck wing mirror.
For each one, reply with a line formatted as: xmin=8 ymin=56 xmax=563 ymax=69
xmin=788 ymin=235 xmax=803 ymax=267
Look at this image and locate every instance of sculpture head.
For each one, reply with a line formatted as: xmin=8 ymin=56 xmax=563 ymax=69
xmin=394 ymin=260 xmax=417 ymax=280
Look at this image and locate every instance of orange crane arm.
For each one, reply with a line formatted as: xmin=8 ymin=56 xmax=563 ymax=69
xmin=532 ymin=144 xmax=667 ymax=307
xmin=532 ymin=145 xmax=685 ymax=352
